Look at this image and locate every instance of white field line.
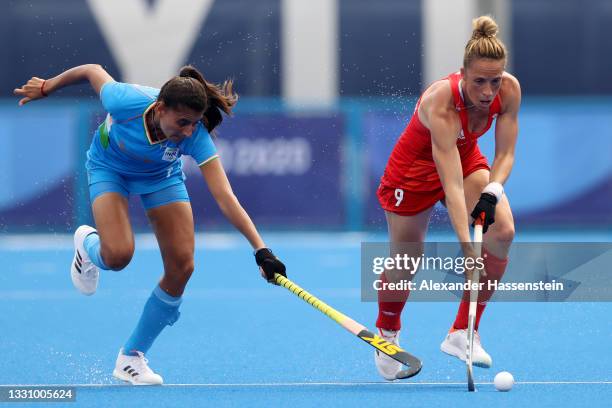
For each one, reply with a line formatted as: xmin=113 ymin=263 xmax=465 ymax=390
xmin=2 ymin=381 xmax=611 ymax=388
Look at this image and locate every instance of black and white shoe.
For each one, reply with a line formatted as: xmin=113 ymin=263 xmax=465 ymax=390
xmin=70 ymin=225 xmax=99 ymax=296
xmin=113 ymin=348 xmax=163 ymax=385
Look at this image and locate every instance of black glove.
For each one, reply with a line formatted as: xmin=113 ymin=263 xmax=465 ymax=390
xmin=471 ymin=193 xmax=497 ymax=233
xmin=255 ymin=248 xmax=287 ymax=284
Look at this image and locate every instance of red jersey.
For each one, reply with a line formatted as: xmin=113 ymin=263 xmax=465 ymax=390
xmin=380 ymin=71 xmax=501 ymax=193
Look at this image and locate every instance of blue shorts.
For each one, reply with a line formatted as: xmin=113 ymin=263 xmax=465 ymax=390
xmin=87 ymin=167 xmax=190 ymax=210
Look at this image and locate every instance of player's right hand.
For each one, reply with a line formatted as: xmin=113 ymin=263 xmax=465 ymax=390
xmin=13 ymin=77 xmax=48 ymax=106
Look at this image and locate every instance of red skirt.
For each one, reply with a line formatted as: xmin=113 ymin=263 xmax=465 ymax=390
xmin=377 ymin=146 xmax=490 ymax=216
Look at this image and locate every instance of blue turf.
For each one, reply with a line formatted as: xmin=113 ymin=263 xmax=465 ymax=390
xmin=0 ymin=232 xmax=610 ymax=407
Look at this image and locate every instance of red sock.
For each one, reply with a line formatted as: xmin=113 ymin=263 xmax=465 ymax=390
xmin=452 ymin=301 xmax=487 ymax=330
xmin=452 ymin=248 xmax=508 ymax=331
xmin=376 ymin=272 xmax=410 ymax=331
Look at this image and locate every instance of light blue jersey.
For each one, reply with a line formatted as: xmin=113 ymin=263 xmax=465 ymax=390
xmin=86 ymin=81 xmax=218 ymax=194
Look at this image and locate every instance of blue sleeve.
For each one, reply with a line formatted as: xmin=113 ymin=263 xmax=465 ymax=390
xmin=182 ymin=125 xmax=218 ymax=166
xmin=100 ymin=82 xmax=158 ymax=120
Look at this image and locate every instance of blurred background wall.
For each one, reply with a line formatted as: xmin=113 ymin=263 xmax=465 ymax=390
xmin=1 ymin=0 xmax=611 ymax=232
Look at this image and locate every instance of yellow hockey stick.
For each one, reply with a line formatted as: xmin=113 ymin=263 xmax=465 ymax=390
xmin=274 ymin=273 xmax=422 ymax=379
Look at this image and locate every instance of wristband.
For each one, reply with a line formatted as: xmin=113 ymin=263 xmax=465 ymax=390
xmin=40 ymin=80 xmax=48 ymax=97
xmin=482 ymin=182 xmax=503 ymax=202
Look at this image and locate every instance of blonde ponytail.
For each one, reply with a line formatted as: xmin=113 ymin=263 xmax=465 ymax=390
xmin=463 ymin=15 xmax=507 ymax=68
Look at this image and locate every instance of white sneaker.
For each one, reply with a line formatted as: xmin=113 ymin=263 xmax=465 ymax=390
xmin=112 ymin=349 xmax=163 ymax=385
xmin=374 ymin=328 xmax=402 ymax=381
xmin=440 ymin=328 xmax=492 ymax=368
xmin=70 ymin=225 xmax=99 ymax=296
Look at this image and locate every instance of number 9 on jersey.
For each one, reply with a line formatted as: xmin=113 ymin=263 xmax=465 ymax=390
xmin=394 ymin=188 xmax=404 ymax=206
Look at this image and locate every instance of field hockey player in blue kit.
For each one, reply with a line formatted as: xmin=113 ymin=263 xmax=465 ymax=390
xmin=14 ymin=64 xmax=287 ymax=385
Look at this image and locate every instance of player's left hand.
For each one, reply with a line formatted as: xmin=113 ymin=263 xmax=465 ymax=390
xmin=13 ymin=77 xmax=48 ymax=106
xmin=471 ymin=193 xmax=497 ymax=233
xmin=255 ymin=248 xmax=287 ymax=284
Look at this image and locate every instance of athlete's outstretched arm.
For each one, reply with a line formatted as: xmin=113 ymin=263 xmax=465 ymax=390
xmin=490 ymin=74 xmax=521 ymax=185
xmin=200 ymin=158 xmax=286 ymax=283
xmin=200 ymin=158 xmax=265 ymax=249
xmin=13 ymin=64 xmax=114 ymax=106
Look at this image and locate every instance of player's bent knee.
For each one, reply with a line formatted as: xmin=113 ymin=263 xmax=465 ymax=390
xmin=496 ymin=224 xmax=515 ymax=243
xmin=178 ymin=262 xmax=194 ymax=281
xmin=102 ymin=248 xmax=134 ymax=271
xmin=490 ymin=221 xmax=515 ymax=243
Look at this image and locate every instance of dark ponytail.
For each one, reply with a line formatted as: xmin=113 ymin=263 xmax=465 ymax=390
xmin=158 ymin=65 xmax=238 ymax=134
